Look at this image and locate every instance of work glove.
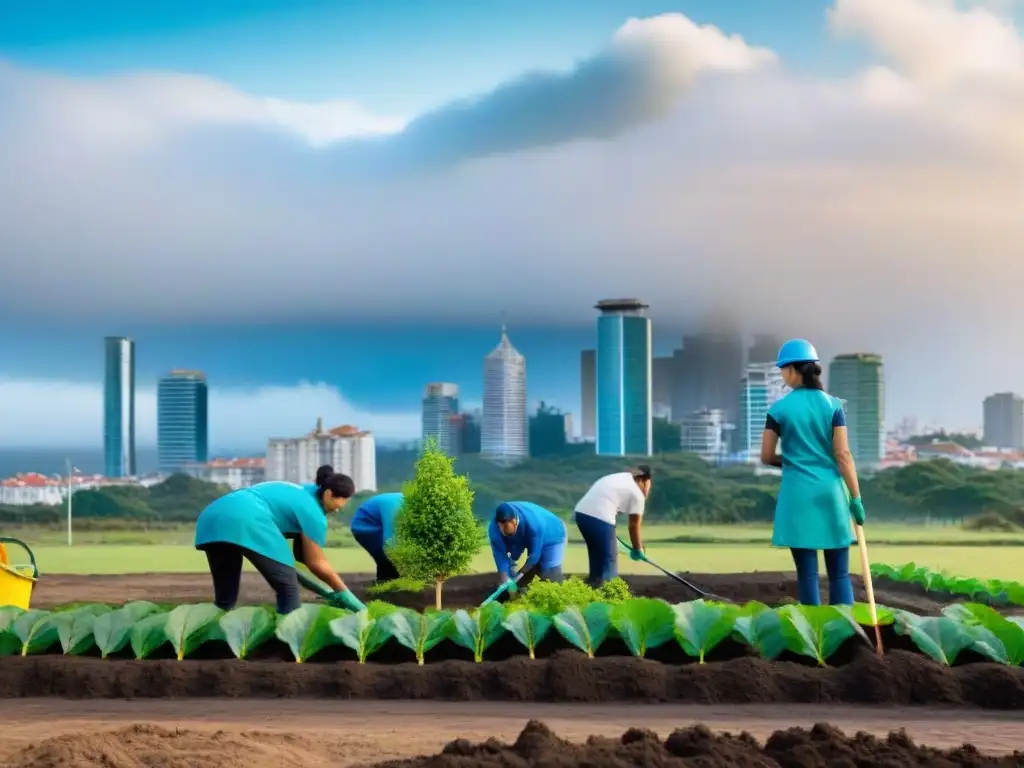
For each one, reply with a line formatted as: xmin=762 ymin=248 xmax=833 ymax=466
xmin=629 ymin=547 xmax=646 ymax=562
xmin=328 ymin=589 xmax=366 ymax=612
xmin=504 ymin=579 xmax=519 ymax=594
xmin=849 ymin=497 xmax=866 ymax=526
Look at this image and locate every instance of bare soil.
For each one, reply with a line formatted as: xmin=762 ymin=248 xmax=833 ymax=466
xmin=1 ymin=700 xmax=1022 ymax=767
xmin=31 ymin=570 xmax=976 ymax=615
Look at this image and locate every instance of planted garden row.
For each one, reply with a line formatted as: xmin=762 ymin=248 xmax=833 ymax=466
xmin=871 ymin=562 xmax=1024 ymax=607
xmin=3 ymin=596 xmax=1023 ymax=667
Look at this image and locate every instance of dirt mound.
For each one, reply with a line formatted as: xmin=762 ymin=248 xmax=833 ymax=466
xmin=374 ymin=719 xmax=1022 ymax=768
xmin=32 ymin=571 xmax=967 ymax=615
xmin=4 ymin=645 xmax=1024 ymax=708
xmin=5 ymin=723 xmax=343 ymax=768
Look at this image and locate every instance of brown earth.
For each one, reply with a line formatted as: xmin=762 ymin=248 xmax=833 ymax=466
xmin=379 ymin=719 xmax=1024 ymax=768
xmin=1 ymin=700 xmax=1022 ymax=767
xmin=3 ymin=643 xmax=1024 ymax=708
xmin=30 ymin=570 xmax=981 ymax=615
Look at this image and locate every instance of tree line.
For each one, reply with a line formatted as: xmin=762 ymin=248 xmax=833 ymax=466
xmin=3 ymin=453 xmax=1024 ymax=529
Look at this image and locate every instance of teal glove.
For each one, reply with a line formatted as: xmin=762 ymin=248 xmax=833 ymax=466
xmin=505 ymin=578 xmax=518 ymax=594
xmin=629 ymin=547 xmax=646 ymax=562
xmin=850 ymin=497 xmax=866 ymax=526
xmin=328 ymin=589 xmax=366 ymax=612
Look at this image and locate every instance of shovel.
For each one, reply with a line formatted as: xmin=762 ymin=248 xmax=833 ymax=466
xmin=616 ymin=537 xmax=732 ymax=603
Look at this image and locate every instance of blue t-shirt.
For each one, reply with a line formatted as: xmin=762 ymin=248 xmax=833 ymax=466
xmin=194 ymin=481 xmax=329 ymax=566
xmin=766 ymin=389 xmax=854 ymax=550
xmin=350 ymin=492 xmax=404 ymax=545
xmin=488 ymin=501 xmax=567 ymax=578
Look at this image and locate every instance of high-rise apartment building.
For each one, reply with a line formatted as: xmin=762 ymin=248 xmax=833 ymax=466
xmin=103 ymin=336 xmax=136 ymax=478
xmin=983 ymin=392 xmax=1024 ymax=449
xmin=652 ymin=355 xmax=674 ymax=419
xmin=580 ymin=349 xmax=596 ymax=441
xmin=595 ymin=299 xmax=652 ymax=456
xmin=265 ymin=418 xmax=376 ymax=491
xmin=828 ymin=353 xmax=885 ymax=468
xmin=157 ymin=370 xmax=209 ymax=473
xmin=737 ymin=363 xmax=784 ymax=462
xmin=669 ymin=327 xmax=745 ymax=427
xmin=679 ymin=408 xmax=727 ymax=462
xmin=421 ymin=382 xmax=460 ymax=455
xmin=481 ymin=327 xmax=528 ymax=463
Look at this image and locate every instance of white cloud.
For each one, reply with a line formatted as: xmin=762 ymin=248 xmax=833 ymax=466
xmin=0 ymin=379 xmax=420 ymax=448
xmin=1 ymin=0 xmax=1023 ymax=426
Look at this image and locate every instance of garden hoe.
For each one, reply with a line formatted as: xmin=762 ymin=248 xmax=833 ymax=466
xmin=480 ymin=573 xmax=523 ymax=607
xmin=616 ymin=537 xmax=732 ymax=603
xmin=855 ymin=524 xmax=885 ymax=657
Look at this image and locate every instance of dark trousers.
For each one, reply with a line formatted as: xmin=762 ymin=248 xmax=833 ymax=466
xmin=790 ymin=547 xmax=854 ymax=606
xmin=200 ymin=542 xmax=302 ymax=614
xmin=574 ymin=512 xmax=617 ymax=586
xmin=352 ymin=530 xmax=400 ymax=583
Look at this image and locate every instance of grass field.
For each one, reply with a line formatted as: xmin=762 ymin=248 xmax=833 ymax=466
xmin=20 ymin=540 xmax=1024 ymax=580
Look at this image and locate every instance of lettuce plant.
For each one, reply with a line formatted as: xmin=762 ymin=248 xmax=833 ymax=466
xmin=0 ymin=606 xmax=26 ymax=656
xmin=777 ymin=605 xmax=864 ymax=666
xmin=672 ymin=600 xmax=738 ymax=663
xmin=220 ymin=606 xmax=277 ymax=660
xmin=450 ymin=603 xmax=505 ymax=662
xmin=501 ymin=606 xmax=552 ymax=659
xmin=329 ymin=603 xmax=397 ymax=663
xmin=130 ymin=613 xmax=171 ymax=659
xmin=732 ymin=603 xmax=789 ymax=661
xmin=93 ymin=601 xmax=165 ymax=659
xmin=942 ymin=603 xmax=1024 ymax=666
xmin=382 ymin=608 xmax=452 ymax=664
xmin=12 ymin=609 xmax=58 ymax=656
xmin=553 ymin=603 xmax=613 ymax=658
xmin=165 ymin=603 xmax=224 ymax=660
xmin=893 ymin=611 xmax=977 ymax=666
xmin=275 ymin=604 xmax=347 ymax=663
xmin=612 ymin=598 xmax=676 ymax=658
xmin=52 ymin=604 xmax=112 ymax=655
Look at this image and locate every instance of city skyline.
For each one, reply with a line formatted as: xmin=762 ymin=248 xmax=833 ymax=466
xmin=2 ymin=0 xmax=1024 ymax=447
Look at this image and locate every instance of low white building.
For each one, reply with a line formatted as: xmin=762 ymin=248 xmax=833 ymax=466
xmin=680 ymin=408 xmax=729 ymax=463
xmin=265 ymin=419 xmax=377 ymax=492
xmin=182 ymin=458 xmax=266 ymax=490
xmin=0 ymin=472 xmax=125 ymax=506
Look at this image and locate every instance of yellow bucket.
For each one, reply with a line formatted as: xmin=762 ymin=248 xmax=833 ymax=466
xmin=0 ymin=538 xmax=38 ymax=610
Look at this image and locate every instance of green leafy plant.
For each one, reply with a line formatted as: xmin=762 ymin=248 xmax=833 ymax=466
xmin=942 ymin=603 xmax=1024 ymax=666
xmin=612 ymin=598 xmax=675 ymax=658
xmin=12 ymin=609 xmax=58 ymax=656
xmin=329 ymin=603 xmax=397 ymax=663
xmin=893 ymin=612 xmax=976 ymax=666
xmin=275 ymin=604 xmax=346 ymax=663
xmin=0 ymin=606 xmax=26 ymax=656
xmin=597 ymin=578 xmax=632 ymax=604
xmin=52 ymin=604 xmax=112 ymax=655
xmin=732 ymin=603 xmax=790 ymax=661
xmin=219 ymin=606 xmax=277 ymax=660
xmin=130 ymin=613 xmax=171 ymax=659
xmin=517 ymin=576 xmax=631 ymax=615
xmin=777 ymin=605 xmax=865 ymax=666
xmin=672 ymin=600 xmax=738 ymax=663
xmin=872 ymin=563 xmax=1024 ymax=607
xmin=553 ymin=603 xmax=614 ymax=658
xmin=366 ymin=577 xmax=427 ymax=597
xmin=165 ymin=603 xmax=224 ymax=661
xmin=93 ymin=601 xmax=165 ymax=659
xmin=382 ymin=607 xmax=452 ymax=664
xmin=501 ymin=607 xmax=552 ymax=659
xmin=385 ymin=439 xmax=485 ymax=609
xmin=450 ymin=603 xmax=505 ymax=662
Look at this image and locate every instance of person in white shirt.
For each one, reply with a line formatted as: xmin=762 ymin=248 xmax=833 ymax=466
xmin=573 ymin=465 xmax=652 ymax=586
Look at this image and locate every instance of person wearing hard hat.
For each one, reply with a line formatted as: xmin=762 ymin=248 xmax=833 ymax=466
xmin=573 ymin=466 xmax=652 ymax=587
xmin=350 ymin=492 xmax=405 ymax=583
xmin=488 ymin=501 xmax=567 ymax=595
xmin=761 ymin=339 xmax=865 ymax=606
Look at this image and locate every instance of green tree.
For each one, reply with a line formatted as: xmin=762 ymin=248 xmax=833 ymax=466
xmin=652 ymin=417 xmax=681 ymax=453
xmin=386 ymin=439 xmax=485 ymax=609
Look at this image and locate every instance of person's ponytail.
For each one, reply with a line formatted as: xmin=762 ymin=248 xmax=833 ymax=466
xmin=314 ymin=464 xmax=334 ymax=487
xmin=794 ymin=361 xmax=824 ymax=390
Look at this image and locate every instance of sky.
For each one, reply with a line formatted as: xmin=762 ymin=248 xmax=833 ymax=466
xmin=1 ymin=0 xmax=1023 ymax=449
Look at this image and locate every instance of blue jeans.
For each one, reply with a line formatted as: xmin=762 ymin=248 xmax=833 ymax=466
xmin=791 ymin=547 xmax=854 ymax=605
xmin=575 ymin=512 xmax=617 ymax=586
xmin=352 ymin=530 xmax=400 ymax=583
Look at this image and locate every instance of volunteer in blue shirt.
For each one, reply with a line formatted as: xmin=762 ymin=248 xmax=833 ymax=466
xmin=573 ymin=466 xmax=651 ymax=586
xmin=489 ymin=501 xmax=567 ymax=590
xmin=350 ymin=492 xmax=404 ymax=583
xmin=761 ymin=339 xmax=866 ymax=606
xmin=194 ymin=472 xmax=365 ymax=614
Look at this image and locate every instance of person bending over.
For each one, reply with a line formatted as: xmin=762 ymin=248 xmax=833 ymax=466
xmin=573 ymin=466 xmax=651 ymax=587
xmin=489 ymin=501 xmax=567 ymax=594
xmin=350 ymin=492 xmax=404 ymax=583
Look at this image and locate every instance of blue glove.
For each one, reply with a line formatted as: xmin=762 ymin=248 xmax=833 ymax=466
xmin=849 ymin=497 xmax=866 ymax=526
xmin=629 ymin=547 xmax=646 ymax=562
xmin=329 ymin=589 xmax=366 ymax=612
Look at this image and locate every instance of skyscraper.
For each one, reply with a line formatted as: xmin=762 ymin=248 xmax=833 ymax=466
xmin=481 ymin=326 xmax=528 ymax=463
xmin=983 ymin=392 xmax=1024 ymax=449
xmin=828 ymin=353 xmax=885 ymax=468
xmin=580 ymin=349 xmax=596 ymax=441
xmin=595 ymin=299 xmax=652 ymax=456
xmin=421 ymin=382 xmax=460 ymax=455
xmin=157 ymin=370 xmax=209 ymax=473
xmin=737 ymin=362 xmax=784 ymax=461
xmin=652 ymin=355 xmax=674 ymax=418
xmin=103 ymin=336 xmax=136 ymax=478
